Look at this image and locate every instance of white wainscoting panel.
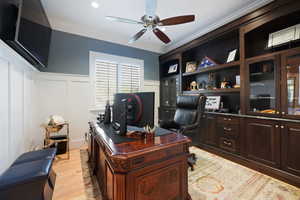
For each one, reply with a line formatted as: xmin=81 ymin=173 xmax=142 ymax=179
xmin=0 ymin=40 xmax=38 ymax=174
xmin=36 ymin=73 xmax=90 ymax=149
xmin=0 ymin=58 xmax=10 ymax=174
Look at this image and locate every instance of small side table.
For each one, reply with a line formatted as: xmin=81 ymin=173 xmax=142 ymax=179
xmin=42 ymin=123 xmax=70 ymax=159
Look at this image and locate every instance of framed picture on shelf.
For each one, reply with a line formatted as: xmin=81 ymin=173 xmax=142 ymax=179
xmin=205 ymin=96 xmax=221 ymax=110
xmin=168 ymin=64 xmax=178 ymax=73
xmin=186 ymin=62 xmax=197 ymax=73
xmin=226 ymin=49 xmax=238 ymax=63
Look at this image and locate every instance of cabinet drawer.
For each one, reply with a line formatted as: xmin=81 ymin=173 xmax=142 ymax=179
xmin=219 ymin=137 xmax=237 ymax=153
xmin=217 ymin=116 xmax=239 ymax=125
xmin=218 ymin=124 xmax=239 ymax=138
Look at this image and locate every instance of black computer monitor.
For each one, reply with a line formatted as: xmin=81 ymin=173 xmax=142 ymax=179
xmin=113 ymin=92 xmax=155 ymax=127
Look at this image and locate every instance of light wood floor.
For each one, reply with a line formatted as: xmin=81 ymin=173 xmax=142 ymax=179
xmin=52 ymin=148 xmax=87 ymax=200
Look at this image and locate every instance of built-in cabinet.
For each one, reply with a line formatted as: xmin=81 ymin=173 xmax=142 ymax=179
xmin=159 ymin=0 xmax=300 ymax=187
xmin=281 ymin=51 xmax=300 ymax=119
xmin=244 ymin=119 xmax=280 ymax=168
xmin=281 ymin=122 xmax=300 ymax=176
xmin=202 ymin=114 xmax=217 ymax=146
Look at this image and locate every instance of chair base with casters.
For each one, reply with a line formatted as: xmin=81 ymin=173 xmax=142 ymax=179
xmin=160 ymin=95 xmax=206 ymax=171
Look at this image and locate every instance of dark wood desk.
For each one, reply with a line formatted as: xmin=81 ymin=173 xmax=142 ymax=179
xmin=88 ymin=122 xmax=191 ymax=200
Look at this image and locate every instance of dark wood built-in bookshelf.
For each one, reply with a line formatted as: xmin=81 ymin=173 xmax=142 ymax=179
xmin=159 ymin=0 xmax=300 ymax=188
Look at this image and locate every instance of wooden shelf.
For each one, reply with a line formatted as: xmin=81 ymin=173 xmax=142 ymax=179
xmin=182 ymin=61 xmax=240 ymax=77
xmin=183 ymin=88 xmax=240 ymax=94
xmin=245 ymin=46 xmax=300 ymax=63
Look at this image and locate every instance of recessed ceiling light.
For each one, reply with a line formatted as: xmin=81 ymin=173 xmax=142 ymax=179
xmin=91 ymin=1 xmax=99 ymax=8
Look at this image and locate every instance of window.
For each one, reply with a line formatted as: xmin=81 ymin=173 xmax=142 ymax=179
xmin=119 ymin=64 xmax=142 ymax=93
xmin=90 ymin=52 xmax=144 ymax=109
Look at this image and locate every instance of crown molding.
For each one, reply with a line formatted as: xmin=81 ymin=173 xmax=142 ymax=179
xmin=161 ymin=0 xmax=274 ymax=53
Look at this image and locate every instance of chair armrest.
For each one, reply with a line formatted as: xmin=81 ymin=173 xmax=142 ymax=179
xmin=160 ymin=120 xmax=181 ymax=130
xmin=180 ymin=123 xmax=199 ymax=133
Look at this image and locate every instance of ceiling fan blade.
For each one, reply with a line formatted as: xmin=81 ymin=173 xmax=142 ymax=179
xmin=159 ymin=15 xmax=195 ymax=26
xmin=145 ymin=0 xmax=157 ymax=17
xmin=129 ymin=29 xmax=147 ymax=43
xmin=106 ymin=16 xmax=143 ymax=25
xmin=153 ymin=28 xmax=171 ymax=44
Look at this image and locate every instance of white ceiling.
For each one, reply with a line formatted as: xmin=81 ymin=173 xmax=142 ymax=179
xmin=41 ymin=0 xmax=273 ymax=53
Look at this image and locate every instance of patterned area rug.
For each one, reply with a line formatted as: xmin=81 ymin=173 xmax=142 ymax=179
xmin=80 ymin=150 xmax=102 ymax=200
xmin=189 ymin=147 xmax=300 ymax=200
xmin=80 ymin=148 xmax=300 ymax=200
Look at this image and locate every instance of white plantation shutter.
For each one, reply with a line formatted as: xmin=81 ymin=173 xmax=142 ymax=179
xmin=119 ymin=64 xmax=141 ymax=93
xmin=95 ymin=60 xmax=117 ymax=108
xmin=91 ymin=52 xmax=144 ymax=109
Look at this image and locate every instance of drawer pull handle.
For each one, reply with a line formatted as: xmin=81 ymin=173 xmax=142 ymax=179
xmin=228 ymin=118 xmax=232 ymax=121
xmin=223 ymin=141 xmax=232 ymax=146
xmin=224 ymin=127 xmax=232 ymax=131
xmin=224 ymin=118 xmax=227 ymax=121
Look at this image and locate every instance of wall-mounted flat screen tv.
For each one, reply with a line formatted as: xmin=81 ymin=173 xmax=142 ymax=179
xmin=0 ymin=0 xmax=52 ymax=68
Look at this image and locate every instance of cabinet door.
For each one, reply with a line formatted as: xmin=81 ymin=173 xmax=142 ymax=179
xmin=204 ymin=115 xmax=218 ymax=146
xmin=168 ymin=78 xmax=177 ymax=107
xmin=281 ymin=51 xmax=300 ymax=119
xmin=160 ymin=77 xmax=178 ymax=107
xmin=245 ymin=119 xmax=280 ymax=168
xmin=246 ymin=56 xmax=281 ymax=116
xmin=281 ymin=123 xmax=300 ymax=176
xmin=160 ymin=79 xmax=170 ymax=107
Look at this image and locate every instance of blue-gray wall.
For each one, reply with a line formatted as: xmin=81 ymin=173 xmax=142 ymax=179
xmin=42 ymin=30 xmax=160 ymax=81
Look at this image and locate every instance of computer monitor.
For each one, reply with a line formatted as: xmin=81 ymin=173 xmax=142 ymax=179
xmin=113 ymin=92 xmax=155 ymax=127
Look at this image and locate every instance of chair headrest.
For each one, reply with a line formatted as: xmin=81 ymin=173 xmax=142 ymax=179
xmin=177 ymin=95 xmax=200 ymax=109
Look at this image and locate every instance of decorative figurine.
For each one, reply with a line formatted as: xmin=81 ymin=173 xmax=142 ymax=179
xmin=207 ymin=72 xmax=217 ymax=89
xmin=198 ymin=80 xmax=207 ymax=90
xmin=220 ymin=77 xmax=231 ymax=88
xmin=190 ymin=81 xmax=198 ymax=91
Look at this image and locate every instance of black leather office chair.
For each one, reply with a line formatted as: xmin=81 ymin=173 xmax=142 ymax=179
xmin=160 ymin=94 xmax=206 ymax=170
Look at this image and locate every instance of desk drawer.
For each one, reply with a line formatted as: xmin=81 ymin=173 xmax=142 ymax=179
xmin=217 ymin=116 xmax=239 ymax=125
xmin=131 ymin=145 xmax=184 ymax=169
xmin=219 ymin=137 xmax=237 ymax=153
xmin=219 ymin=124 xmax=239 ymax=138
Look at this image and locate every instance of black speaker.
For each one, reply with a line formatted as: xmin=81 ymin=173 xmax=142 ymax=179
xmin=119 ymin=99 xmax=128 ymax=136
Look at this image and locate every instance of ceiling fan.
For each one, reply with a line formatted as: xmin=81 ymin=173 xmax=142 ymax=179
xmin=105 ymin=0 xmax=195 ymax=44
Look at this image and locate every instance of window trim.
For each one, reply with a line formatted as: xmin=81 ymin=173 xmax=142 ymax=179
xmin=89 ymin=51 xmax=144 ymax=110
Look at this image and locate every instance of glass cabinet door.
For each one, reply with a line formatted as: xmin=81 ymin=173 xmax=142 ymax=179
xmin=282 ymin=52 xmax=300 ymax=118
xmin=247 ymin=57 xmax=280 ymax=116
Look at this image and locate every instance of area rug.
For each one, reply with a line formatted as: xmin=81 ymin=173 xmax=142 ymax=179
xmin=80 ymin=148 xmax=300 ymax=200
xmin=189 ymin=146 xmax=300 ymax=200
xmin=80 ymin=150 xmax=102 ymax=200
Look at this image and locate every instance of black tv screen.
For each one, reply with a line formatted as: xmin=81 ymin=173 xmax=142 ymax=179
xmin=15 ymin=0 xmax=52 ymax=67
xmin=0 ymin=0 xmax=52 ymax=68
